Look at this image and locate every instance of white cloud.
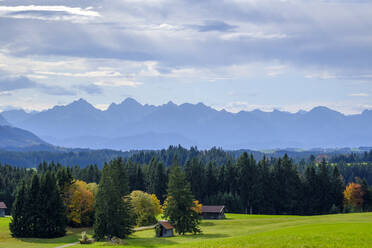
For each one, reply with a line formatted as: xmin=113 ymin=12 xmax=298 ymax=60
xmin=94 ymin=104 xmax=110 ymax=111
xmin=94 ymin=80 xmax=143 ymax=87
xmin=305 ymin=71 xmax=337 ymax=80
xmin=0 ymin=5 xmax=100 ymax=17
xmin=220 ymin=32 xmax=287 ymax=40
xmin=350 ymin=93 xmax=369 ymax=97
xmin=0 ymin=5 xmax=100 ymax=22
xmin=36 ymin=70 xmax=122 ymax=78
xmin=266 ymin=65 xmax=287 ymax=77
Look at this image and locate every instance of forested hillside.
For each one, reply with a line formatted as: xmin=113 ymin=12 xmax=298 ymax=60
xmin=0 ymin=145 xmax=370 ymax=168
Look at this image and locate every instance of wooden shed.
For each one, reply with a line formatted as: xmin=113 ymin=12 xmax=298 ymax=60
xmin=156 ymin=221 xmax=174 ymax=237
xmin=201 ymin=205 xmax=225 ymax=219
xmin=0 ymin=202 xmax=7 ymax=217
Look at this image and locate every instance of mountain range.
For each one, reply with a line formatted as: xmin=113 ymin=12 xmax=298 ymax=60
xmin=1 ymin=98 xmax=372 ymax=150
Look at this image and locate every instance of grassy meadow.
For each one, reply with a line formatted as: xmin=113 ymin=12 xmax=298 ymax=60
xmin=1 ymin=213 xmax=372 ymax=248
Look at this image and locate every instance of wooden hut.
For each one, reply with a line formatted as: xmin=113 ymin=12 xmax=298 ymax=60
xmin=201 ymin=205 xmax=225 ymax=219
xmin=0 ymin=202 xmax=7 ymax=217
xmin=156 ymin=221 xmax=174 ymax=237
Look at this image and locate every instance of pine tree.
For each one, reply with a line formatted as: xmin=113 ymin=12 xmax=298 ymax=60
xmin=205 ymin=162 xmax=218 ymax=199
xmin=94 ymin=159 xmax=135 ymax=240
xmin=163 ymin=164 xmax=201 ymax=235
xmin=257 ymin=156 xmax=273 ymax=214
xmin=237 ymin=153 xmax=259 ymax=214
xmin=146 ymin=158 xmax=167 ymax=201
xmin=10 ymin=172 xmax=66 ymax=238
xmin=9 ymin=180 xmax=29 ymax=237
xmin=27 ymin=174 xmax=42 ymax=236
xmin=38 ymin=171 xmax=66 ymax=238
xmin=331 ymin=166 xmax=344 ymax=212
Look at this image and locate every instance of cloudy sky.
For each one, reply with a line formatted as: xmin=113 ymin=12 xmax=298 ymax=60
xmin=0 ymin=0 xmax=371 ymax=114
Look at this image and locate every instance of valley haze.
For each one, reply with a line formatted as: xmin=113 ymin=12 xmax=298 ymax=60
xmin=1 ymin=98 xmax=372 ymax=151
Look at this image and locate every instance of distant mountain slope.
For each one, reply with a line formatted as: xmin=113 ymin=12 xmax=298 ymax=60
xmin=7 ymin=98 xmax=372 ymax=150
xmin=1 ymin=109 xmax=37 ymax=126
xmin=0 ymin=125 xmax=52 ymax=150
xmin=0 ymin=114 xmax=10 ymax=126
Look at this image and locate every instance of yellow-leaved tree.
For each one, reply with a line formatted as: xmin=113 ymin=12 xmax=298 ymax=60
xmin=344 ymin=182 xmax=364 ymax=211
xmin=130 ymin=190 xmax=162 ymax=227
xmin=192 ymin=200 xmax=203 ymax=214
xmin=67 ymin=180 xmax=95 ymax=227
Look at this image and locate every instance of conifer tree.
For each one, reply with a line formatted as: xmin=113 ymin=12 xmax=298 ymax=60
xmin=38 ymin=172 xmax=66 ymax=238
xmin=9 ymin=180 xmax=28 ymax=237
xmin=27 ymin=174 xmax=42 ymax=236
xmin=146 ymin=158 xmax=167 ymax=201
xmin=94 ymin=159 xmax=135 ymax=240
xmin=331 ymin=166 xmax=345 ymax=212
xmin=163 ymin=164 xmax=201 ymax=235
xmin=10 ymin=172 xmax=66 ymax=238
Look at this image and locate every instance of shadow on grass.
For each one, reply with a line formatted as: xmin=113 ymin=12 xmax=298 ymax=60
xmin=200 ymin=221 xmax=216 ymax=226
xmin=17 ymin=227 xmax=89 ymax=245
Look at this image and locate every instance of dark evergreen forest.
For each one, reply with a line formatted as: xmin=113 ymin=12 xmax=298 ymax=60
xmin=2 ymin=147 xmax=372 ymax=216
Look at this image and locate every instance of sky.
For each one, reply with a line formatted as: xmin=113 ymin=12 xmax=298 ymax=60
xmin=0 ymin=0 xmax=371 ymax=114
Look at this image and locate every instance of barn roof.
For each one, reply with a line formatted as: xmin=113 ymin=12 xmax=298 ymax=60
xmin=201 ymin=205 xmax=225 ymax=213
xmin=0 ymin=202 xmax=7 ymax=209
xmin=159 ymin=221 xmax=174 ymax=230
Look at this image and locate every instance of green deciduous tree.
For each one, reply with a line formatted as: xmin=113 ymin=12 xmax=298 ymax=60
xmin=129 ymin=190 xmax=162 ymax=226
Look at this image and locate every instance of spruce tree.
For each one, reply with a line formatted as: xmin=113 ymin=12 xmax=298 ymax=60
xmin=163 ymin=164 xmax=201 ymax=235
xmin=38 ymin=172 xmax=66 ymax=238
xmin=331 ymin=166 xmax=344 ymax=212
xmin=9 ymin=180 xmax=28 ymax=237
xmin=27 ymin=174 xmax=42 ymax=236
xmin=94 ymin=159 xmax=135 ymax=240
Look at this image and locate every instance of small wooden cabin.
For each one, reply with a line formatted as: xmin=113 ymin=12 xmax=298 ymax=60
xmin=156 ymin=221 xmax=174 ymax=237
xmin=0 ymin=202 xmax=7 ymax=217
xmin=201 ymin=205 xmax=225 ymax=219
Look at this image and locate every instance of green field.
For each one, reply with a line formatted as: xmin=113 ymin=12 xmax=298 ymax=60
xmin=1 ymin=213 xmax=372 ymax=248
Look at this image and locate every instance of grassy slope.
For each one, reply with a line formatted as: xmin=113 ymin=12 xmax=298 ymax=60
xmin=0 ymin=217 xmax=88 ymax=248
xmin=1 ymin=213 xmax=372 ymax=248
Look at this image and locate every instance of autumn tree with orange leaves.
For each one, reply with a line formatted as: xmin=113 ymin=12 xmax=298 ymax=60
xmin=67 ymin=180 xmax=95 ymax=227
xmin=344 ymin=182 xmax=364 ymax=211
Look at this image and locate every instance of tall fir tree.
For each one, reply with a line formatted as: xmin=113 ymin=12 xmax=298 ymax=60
xmin=9 ymin=180 xmax=28 ymax=237
xmin=94 ymin=159 xmax=135 ymax=240
xmin=331 ymin=166 xmax=345 ymax=212
xmin=10 ymin=172 xmax=66 ymax=238
xmin=38 ymin=171 xmax=66 ymax=238
xmin=163 ymin=164 xmax=201 ymax=235
xmin=27 ymin=174 xmax=42 ymax=236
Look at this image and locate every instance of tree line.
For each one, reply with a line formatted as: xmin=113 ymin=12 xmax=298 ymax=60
xmin=10 ymin=157 xmax=201 ymax=239
xmin=3 ymin=152 xmax=372 ymax=216
xmin=6 ymin=151 xmax=372 ymax=240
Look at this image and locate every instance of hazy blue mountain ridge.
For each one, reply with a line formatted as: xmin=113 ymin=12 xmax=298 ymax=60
xmin=2 ymin=98 xmax=372 ymax=150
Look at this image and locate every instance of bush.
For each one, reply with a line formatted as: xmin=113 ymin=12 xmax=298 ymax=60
xmin=79 ymin=231 xmax=94 ymax=244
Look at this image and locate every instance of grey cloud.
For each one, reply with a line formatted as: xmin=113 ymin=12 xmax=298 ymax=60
xmin=39 ymin=85 xmax=75 ymax=96
xmin=0 ymin=0 xmax=371 ymax=76
xmin=0 ymin=76 xmax=37 ymax=91
xmin=192 ymin=20 xmax=237 ymax=32
xmin=75 ymin=84 xmax=103 ymax=94
xmin=0 ymin=76 xmax=75 ymax=96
